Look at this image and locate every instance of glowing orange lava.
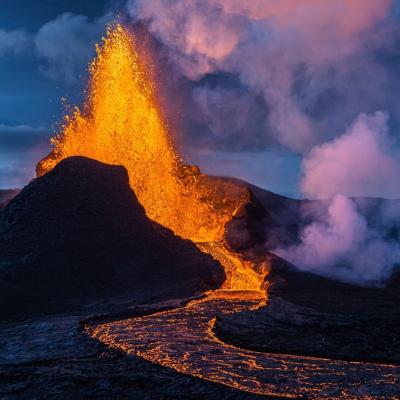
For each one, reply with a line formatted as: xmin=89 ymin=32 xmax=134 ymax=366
xmin=37 ymin=24 xmax=267 ymax=295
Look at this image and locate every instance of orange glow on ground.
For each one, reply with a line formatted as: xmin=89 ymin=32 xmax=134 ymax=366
xmin=37 ymin=24 xmax=267 ymax=295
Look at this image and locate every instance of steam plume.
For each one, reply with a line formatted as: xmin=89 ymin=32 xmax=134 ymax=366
xmin=276 ymin=112 xmax=400 ymax=285
xmin=302 ymin=112 xmax=400 ymax=200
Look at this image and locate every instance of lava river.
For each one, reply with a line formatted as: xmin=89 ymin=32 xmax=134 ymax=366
xmin=88 ymin=290 xmax=399 ymax=399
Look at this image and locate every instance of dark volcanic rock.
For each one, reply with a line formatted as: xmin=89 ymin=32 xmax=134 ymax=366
xmin=224 ymin=190 xmax=267 ymax=252
xmin=0 ymin=156 xmax=224 ymax=319
xmin=220 ymin=178 xmax=312 ymax=253
xmin=231 ymin=180 xmax=400 ymax=256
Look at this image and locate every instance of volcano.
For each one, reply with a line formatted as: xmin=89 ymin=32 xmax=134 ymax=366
xmin=0 ymin=156 xmax=224 ymax=318
xmin=35 ymin=24 xmax=268 ymax=294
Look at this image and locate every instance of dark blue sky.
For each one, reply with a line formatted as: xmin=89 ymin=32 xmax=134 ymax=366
xmin=0 ymin=1 xmax=110 ymax=127
xmin=0 ymin=1 xmax=114 ymax=188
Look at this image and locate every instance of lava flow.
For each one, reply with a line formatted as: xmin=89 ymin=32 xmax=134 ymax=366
xmin=37 ymin=24 xmax=267 ymax=296
xmin=89 ymin=291 xmax=400 ymax=399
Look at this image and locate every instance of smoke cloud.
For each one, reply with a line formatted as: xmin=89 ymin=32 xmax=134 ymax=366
xmin=276 ymin=112 xmax=400 ymax=285
xmin=301 ymin=111 xmax=400 ymax=199
xmin=0 ymin=13 xmax=111 ymax=83
xmin=126 ymin=0 xmax=396 ymax=153
xmin=276 ymin=195 xmax=400 ymax=285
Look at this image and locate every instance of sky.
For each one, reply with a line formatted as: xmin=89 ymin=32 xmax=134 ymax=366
xmin=1 ymin=0 xmax=400 ymax=199
xmin=0 ymin=0 xmax=112 ymax=189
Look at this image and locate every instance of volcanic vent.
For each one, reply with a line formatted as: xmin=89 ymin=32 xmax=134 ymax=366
xmin=37 ymin=24 xmax=268 ymax=295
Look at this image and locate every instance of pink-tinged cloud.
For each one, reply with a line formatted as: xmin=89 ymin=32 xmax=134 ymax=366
xmin=219 ymin=0 xmax=391 ymax=29
xmin=275 ymin=194 xmax=400 ymax=285
xmin=301 ymin=111 xmax=400 ymax=199
xmin=127 ymin=0 xmax=395 ymax=153
xmin=277 ymin=111 xmax=400 ymax=286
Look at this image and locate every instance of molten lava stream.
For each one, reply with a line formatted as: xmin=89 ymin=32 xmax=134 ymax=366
xmin=37 ymin=23 xmax=268 ymax=299
xmin=89 ymin=292 xmax=400 ymax=399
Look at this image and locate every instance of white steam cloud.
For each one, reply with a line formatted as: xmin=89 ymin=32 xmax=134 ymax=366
xmin=276 ymin=195 xmax=400 ymax=285
xmin=302 ymin=111 xmax=400 ymax=199
xmin=276 ymin=112 xmax=400 ymax=286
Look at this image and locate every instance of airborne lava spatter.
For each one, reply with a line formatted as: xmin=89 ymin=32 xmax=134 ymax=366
xmin=37 ymin=24 xmax=267 ymax=295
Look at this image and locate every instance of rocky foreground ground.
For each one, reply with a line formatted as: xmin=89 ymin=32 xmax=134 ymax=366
xmin=0 ymin=291 xmax=270 ymax=400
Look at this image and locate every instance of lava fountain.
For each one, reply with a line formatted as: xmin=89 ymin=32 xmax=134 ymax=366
xmin=37 ymin=24 xmax=267 ymax=296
